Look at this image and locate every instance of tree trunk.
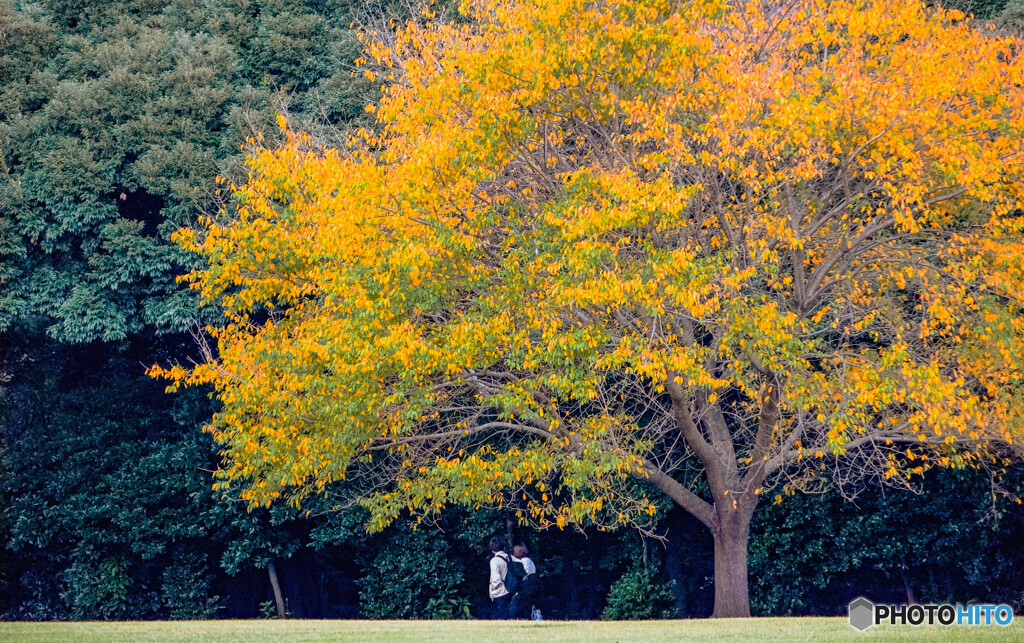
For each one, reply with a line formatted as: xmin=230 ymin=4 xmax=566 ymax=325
xmin=505 ymin=511 xmax=515 ymax=550
xmin=267 ymin=559 xmax=286 ymax=619
xmin=902 ymin=571 xmax=916 ymax=605
xmin=711 ymin=510 xmax=753 ymax=618
xmin=633 ymin=464 xmax=757 ymax=617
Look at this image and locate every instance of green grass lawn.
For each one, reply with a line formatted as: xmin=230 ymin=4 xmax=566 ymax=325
xmin=1 ymin=618 xmax=1021 ymax=642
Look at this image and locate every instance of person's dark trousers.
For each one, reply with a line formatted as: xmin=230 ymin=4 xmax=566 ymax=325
xmin=509 ymin=575 xmax=536 ymax=619
xmin=491 ymin=593 xmax=512 ymax=619
xmin=508 ymin=591 xmax=527 ymax=619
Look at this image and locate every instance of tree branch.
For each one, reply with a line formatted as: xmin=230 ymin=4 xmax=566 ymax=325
xmin=637 ymin=464 xmax=715 ymax=529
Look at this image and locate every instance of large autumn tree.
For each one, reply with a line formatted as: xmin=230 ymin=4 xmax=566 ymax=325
xmin=158 ymin=0 xmax=1024 ymax=616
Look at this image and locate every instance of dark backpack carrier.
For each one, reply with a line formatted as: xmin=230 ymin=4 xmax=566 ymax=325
xmin=495 ymin=553 xmax=527 ymax=594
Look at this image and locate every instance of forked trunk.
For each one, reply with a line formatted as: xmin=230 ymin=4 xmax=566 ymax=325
xmin=711 ymin=508 xmax=753 ymax=618
xmin=633 ymin=464 xmax=757 ymax=617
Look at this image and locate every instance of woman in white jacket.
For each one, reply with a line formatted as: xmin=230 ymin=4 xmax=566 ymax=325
xmin=509 ymin=542 xmax=538 ymax=619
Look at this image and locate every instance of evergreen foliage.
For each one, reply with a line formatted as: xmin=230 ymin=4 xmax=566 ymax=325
xmin=357 ymin=526 xmax=469 ymax=619
xmin=0 ymin=0 xmax=377 ymax=341
xmin=0 ymin=0 xmax=379 ymax=619
xmin=749 ymin=469 xmax=1024 ymax=615
xmin=600 ymin=565 xmax=677 ymax=621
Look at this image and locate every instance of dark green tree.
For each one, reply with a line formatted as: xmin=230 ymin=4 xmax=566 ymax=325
xmin=749 ymin=468 xmax=1024 ymax=615
xmin=0 ymin=0 xmax=386 ymax=619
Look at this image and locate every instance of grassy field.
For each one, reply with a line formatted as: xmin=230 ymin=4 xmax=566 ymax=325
xmin=1 ymin=618 xmax=1022 ymax=642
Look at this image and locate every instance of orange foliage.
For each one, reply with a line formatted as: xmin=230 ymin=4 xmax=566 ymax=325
xmin=155 ymin=0 xmax=1024 ymax=543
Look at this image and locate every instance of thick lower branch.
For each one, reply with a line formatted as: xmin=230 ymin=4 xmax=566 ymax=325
xmin=637 ymin=464 xmax=715 ymax=529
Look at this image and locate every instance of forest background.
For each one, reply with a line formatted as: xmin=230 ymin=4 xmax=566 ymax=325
xmin=2 ymin=0 xmax=1024 ymax=621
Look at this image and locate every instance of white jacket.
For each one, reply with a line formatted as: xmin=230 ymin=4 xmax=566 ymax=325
xmin=489 ymin=553 xmax=510 ymax=599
